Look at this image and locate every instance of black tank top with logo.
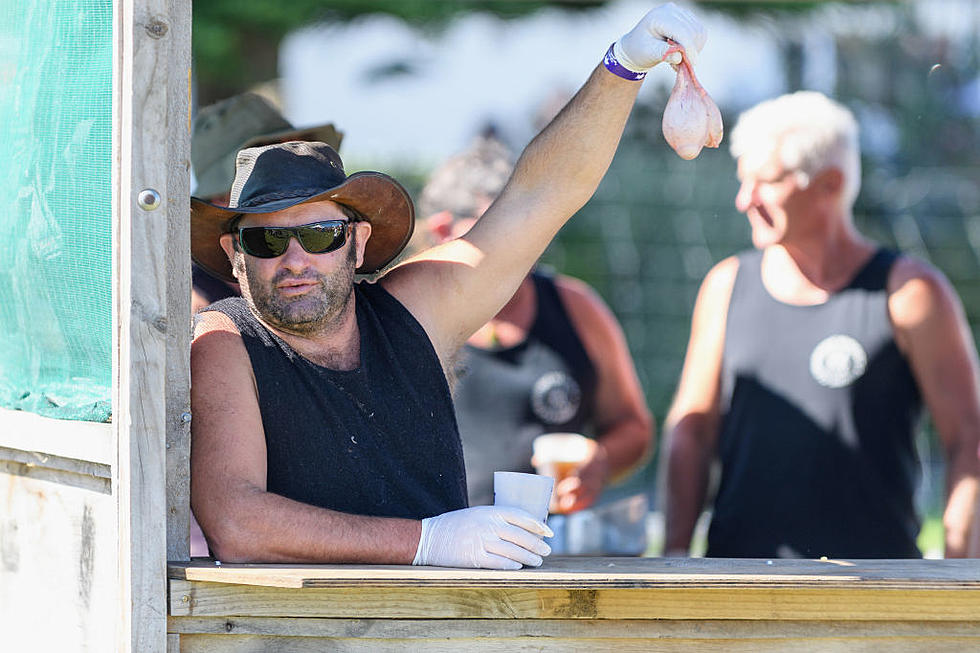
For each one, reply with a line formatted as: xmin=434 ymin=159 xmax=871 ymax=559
xmin=709 ymin=248 xmax=922 ymax=558
xmin=204 ymin=282 xmax=468 ymax=520
xmin=453 ymin=270 xmax=598 ymax=506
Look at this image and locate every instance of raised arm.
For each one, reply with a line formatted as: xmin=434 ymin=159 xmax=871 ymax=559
xmin=663 ymin=257 xmax=738 ymax=556
xmin=382 ymin=4 xmax=706 ymax=364
xmin=888 ymin=257 xmax=980 ymax=558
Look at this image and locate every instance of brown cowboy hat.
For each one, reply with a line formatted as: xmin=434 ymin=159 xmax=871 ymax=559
xmin=191 ymin=141 xmax=414 ymax=282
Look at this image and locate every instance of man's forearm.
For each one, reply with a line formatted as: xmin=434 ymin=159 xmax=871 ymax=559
xmin=663 ymin=421 xmax=713 ymax=555
xmin=598 ymin=417 xmax=654 ymax=481
xmin=943 ymin=454 xmax=980 ymax=558
xmin=197 ymin=485 xmax=422 ymax=564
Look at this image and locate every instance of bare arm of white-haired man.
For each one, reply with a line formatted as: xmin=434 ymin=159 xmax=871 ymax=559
xmin=662 ymin=257 xmax=739 ymax=556
xmin=382 ymin=3 xmax=705 ymax=366
xmin=888 ymin=257 xmax=980 ymax=558
xmin=549 ymin=275 xmax=655 ymax=513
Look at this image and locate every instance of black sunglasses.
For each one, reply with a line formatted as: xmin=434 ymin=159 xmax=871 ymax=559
xmin=236 ymin=219 xmax=351 ymax=259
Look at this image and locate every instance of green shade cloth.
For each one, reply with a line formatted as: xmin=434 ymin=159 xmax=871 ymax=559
xmin=0 ymin=1 xmax=113 ymax=422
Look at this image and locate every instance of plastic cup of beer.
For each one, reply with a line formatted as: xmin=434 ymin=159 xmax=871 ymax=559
xmin=493 ymin=471 xmax=554 ymax=523
xmin=532 ymin=432 xmax=590 ymax=514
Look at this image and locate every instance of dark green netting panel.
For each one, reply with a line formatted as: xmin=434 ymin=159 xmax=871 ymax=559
xmin=0 ymin=1 xmax=112 ymax=422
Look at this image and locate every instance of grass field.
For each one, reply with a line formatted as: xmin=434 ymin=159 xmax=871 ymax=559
xmin=917 ymin=515 xmax=945 ymax=559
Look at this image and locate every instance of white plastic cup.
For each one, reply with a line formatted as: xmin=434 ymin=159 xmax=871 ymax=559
xmin=493 ymin=471 xmax=554 ymax=522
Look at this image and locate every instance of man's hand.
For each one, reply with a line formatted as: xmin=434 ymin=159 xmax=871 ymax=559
xmin=551 ymin=439 xmax=609 ymax=514
xmin=412 ymin=506 xmax=553 ymax=570
xmin=614 ymin=3 xmax=707 ymax=72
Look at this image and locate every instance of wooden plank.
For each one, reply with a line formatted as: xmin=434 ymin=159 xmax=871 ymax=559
xmin=168 ymin=617 xmax=980 ymax=639
xmin=0 ymin=458 xmax=111 ymax=495
xmin=167 ymin=557 xmax=980 ymax=590
xmin=168 ymin=580 xmax=980 ymax=621
xmin=0 ymin=407 xmax=113 ymax=465
xmin=114 ymin=0 xmax=190 ymax=649
xmin=164 ymin=0 xmax=192 ymax=566
xmin=0 ymin=446 xmax=111 ymax=482
xmin=175 ymin=634 xmax=980 ymax=653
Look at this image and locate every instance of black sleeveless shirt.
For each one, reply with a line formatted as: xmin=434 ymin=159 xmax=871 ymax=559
xmin=710 ymin=248 xmax=922 ymax=558
xmin=453 ymin=271 xmax=598 ymax=505
xmin=204 ymin=282 xmax=468 ymax=520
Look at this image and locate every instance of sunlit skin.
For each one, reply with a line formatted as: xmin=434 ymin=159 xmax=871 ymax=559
xmin=218 ymin=200 xmax=372 ymax=362
xmin=734 ymin=149 xmax=820 ymax=251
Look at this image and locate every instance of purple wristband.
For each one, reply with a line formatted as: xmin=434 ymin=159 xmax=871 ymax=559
xmin=603 ymin=42 xmax=646 ymax=81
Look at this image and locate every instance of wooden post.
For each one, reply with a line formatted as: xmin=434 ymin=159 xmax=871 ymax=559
xmin=164 ymin=0 xmax=193 ymax=566
xmin=113 ymin=0 xmax=190 ymax=650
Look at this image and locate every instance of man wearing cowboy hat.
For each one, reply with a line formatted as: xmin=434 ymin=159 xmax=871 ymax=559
xmin=190 ymin=92 xmax=343 ymax=313
xmin=190 ymin=3 xmax=706 ymax=569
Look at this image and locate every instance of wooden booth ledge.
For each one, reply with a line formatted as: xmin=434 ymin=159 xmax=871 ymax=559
xmin=168 ymin=557 xmax=980 ymax=620
xmin=169 ymin=556 xmax=980 ymax=589
xmin=168 ymin=558 xmax=980 ymax=650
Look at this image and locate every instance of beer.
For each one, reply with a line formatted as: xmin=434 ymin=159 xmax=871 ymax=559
xmin=537 ymin=460 xmax=583 ymax=514
xmin=532 ymin=433 xmax=590 ymax=515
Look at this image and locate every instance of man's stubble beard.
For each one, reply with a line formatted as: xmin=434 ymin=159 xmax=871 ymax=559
xmin=235 ymin=234 xmax=358 ymax=336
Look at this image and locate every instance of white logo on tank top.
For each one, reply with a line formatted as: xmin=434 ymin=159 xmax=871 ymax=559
xmin=531 ymin=371 xmax=581 ymax=425
xmin=809 ymin=335 xmax=868 ymax=388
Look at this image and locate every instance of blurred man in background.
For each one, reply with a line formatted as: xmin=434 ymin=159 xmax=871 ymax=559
xmin=418 ymin=134 xmax=653 ymax=521
xmin=664 ymin=91 xmax=980 ymax=559
xmin=191 ymin=92 xmax=343 ymax=313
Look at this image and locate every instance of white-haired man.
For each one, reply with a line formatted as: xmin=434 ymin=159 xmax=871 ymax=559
xmin=190 ymin=4 xmax=705 ymax=569
xmin=664 ymin=91 xmax=980 ymax=559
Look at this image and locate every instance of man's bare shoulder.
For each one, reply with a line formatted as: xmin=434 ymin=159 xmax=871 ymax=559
xmin=887 ymin=254 xmax=960 ymax=328
xmin=551 ymin=275 xmax=622 ymax=352
xmin=191 ymin=310 xmax=254 ymax=389
xmin=553 ymin=274 xmax=611 ymax=318
xmin=701 ymin=255 xmax=740 ymax=296
xmin=888 ymin=254 xmax=949 ymax=294
xmin=193 ymin=309 xmax=242 ymax=340
xmin=191 ymin=310 xmax=260 ymax=437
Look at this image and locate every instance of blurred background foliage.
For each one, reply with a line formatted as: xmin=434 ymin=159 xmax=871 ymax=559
xmin=194 ymin=1 xmax=608 ymax=103
xmin=193 ymin=1 xmax=978 ymax=554
xmin=194 ymin=1 xmax=831 ymax=103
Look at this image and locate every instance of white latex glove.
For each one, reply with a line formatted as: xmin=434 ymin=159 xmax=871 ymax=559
xmin=614 ymin=3 xmax=707 ymax=72
xmin=412 ymin=506 xmax=553 ymax=570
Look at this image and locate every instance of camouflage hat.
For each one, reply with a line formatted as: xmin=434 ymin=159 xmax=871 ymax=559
xmin=192 ymin=93 xmax=343 ymax=199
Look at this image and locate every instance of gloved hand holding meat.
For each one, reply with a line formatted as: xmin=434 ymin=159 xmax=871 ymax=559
xmin=604 ymin=2 xmax=721 ymax=160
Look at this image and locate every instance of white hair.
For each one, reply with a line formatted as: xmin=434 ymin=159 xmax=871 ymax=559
xmin=730 ymin=91 xmax=861 ymax=206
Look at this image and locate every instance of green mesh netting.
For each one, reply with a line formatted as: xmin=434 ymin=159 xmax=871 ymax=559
xmin=0 ymin=1 xmax=112 ymax=422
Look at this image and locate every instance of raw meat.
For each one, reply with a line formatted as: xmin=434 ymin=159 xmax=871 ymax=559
xmin=661 ymin=42 xmax=723 ymax=160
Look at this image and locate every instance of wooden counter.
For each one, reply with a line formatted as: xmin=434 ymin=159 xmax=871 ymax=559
xmin=168 ymin=557 xmax=980 ymax=651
